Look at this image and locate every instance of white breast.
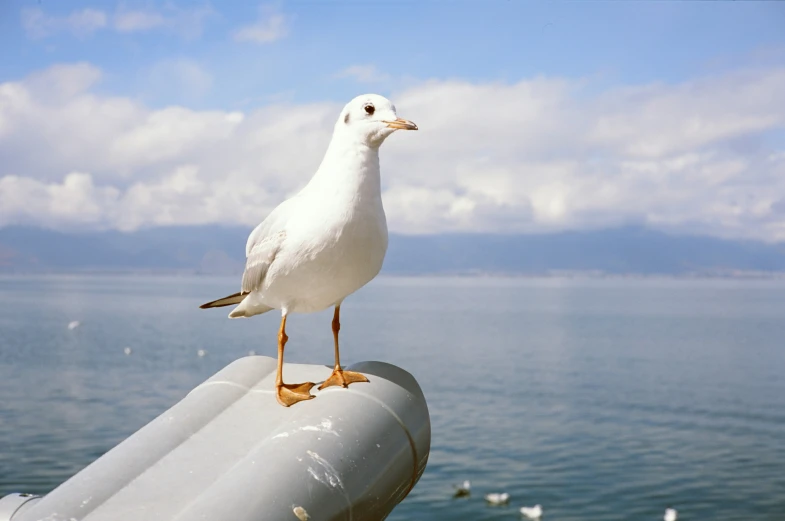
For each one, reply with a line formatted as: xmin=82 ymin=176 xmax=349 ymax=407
xmin=259 ymin=187 xmax=388 ymax=314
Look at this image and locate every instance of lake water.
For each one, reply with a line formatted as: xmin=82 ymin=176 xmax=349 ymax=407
xmin=1 ymin=275 xmax=784 ymax=520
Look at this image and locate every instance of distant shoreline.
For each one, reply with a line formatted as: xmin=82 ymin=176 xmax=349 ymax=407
xmin=4 ymin=225 xmax=785 ymax=279
xmin=2 ymin=269 xmax=785 ymax=280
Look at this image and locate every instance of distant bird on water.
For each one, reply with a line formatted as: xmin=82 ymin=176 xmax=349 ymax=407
xmin=453 ymin=480 xmax=471 ymax=497
xmin=200 ymin=94 xmax=417 ymax=407
xmin=485 ymin=492 xmax=510 ymax=505
xmin=520 ymin=504 xmax=543 ymax=519
xmin=67 ymin=321 xmax=80 ymax=330
xmin=664 ymin=507 xmax=678 ymax=521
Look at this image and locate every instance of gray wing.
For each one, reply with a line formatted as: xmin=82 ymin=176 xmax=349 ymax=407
xmin=240 ymin=201 xmax=291 ymax=294
xmin=241 ymin=230 xmax=284 ymax=294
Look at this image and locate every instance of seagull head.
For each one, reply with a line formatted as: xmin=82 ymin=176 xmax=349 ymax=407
xmin=337 ymin=93 xmax=418 ymax=147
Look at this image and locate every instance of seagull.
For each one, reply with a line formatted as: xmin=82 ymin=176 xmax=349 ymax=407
xmin=520 ymin=504 xmax=543 ymax=519
xmin=453 ymin=480 xmax=471 ymax=497
xmin=67 ymin=321 xmax=80 ymax=330
xmin=484 ymin=492 xmax=510 ymax=505
xmin=200 ymin=94 xmax=417 ymax=407
xmin=123 ymin=347 xmax=132 ymax=356
xmin=664 ymin=506 xmax=678 ymax=521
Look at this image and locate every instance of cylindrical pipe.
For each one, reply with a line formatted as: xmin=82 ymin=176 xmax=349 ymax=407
xmin=0 ymin=494 xmax=41 ymax=521
xmin=14 ymin=356 xmax=430 ymax=521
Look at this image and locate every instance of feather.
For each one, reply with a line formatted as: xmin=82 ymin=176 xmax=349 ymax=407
xmin=200 ymin=292 xmax=246 ymax=309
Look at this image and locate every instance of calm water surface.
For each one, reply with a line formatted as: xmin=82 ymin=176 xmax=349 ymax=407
xmin=1 ymin=275 xmax=784 ymax=520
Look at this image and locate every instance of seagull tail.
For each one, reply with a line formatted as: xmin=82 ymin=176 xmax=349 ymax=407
xmin=228 ymin=302 xmax=273 ymax=319
xmin=199 ymin=292 xmax=246 ymax=309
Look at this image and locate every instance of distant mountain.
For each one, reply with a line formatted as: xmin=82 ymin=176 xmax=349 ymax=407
xmin=383 ymin=228 xmax=785 ymax=276
xmin=1 ymin=225 xmax=784 ymax=276
xmin=0 ymin=225 xmax=250 ymax=274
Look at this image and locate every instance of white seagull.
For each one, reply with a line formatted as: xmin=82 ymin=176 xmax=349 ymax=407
xmin=200 ymin=94 xmax=417 ymax=407
xmin=484 ymin=492 xmax=510 ymax=505
xmin=453 ymin=480 xmax=471 ymax=497
xmin=664 ymin=506 xmax=678 ymax=521
xmin=520 ymin=504 xmax=543 ymax=519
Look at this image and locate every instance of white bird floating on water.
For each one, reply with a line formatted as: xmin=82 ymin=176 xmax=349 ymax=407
xmin=484 ymin=492 xmax=510 ymax=505
xmin=520 ymin=504 xmax=543 ymax=519
xmin=453 ymin=480 xmax=471 ymax=497
xmin=664 ymin=506 xmax=678 ymax=521
xmin=67 ymin=321 xmax=80 ymax=330
xmin=197 ymin=349 xmax=207 ymax=358
xmin=123 ymin=347 xmax=132 ymax=356
xmin=200 ymin=94 xmax=418 ymax=407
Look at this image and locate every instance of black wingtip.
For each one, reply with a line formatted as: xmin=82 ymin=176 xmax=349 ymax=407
xmin=199 ymin=292 xmax=245 ymax=309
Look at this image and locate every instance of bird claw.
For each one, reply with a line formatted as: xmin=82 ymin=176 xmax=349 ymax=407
xmin=276 ymin=382 xmax=316 ymax=407
xmin=318 ymin=369 xmax=369 ymax=390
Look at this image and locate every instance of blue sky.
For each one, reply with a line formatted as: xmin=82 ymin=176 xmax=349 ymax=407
xmin=1 ymin=1 xmax=784 ymax=240
xmin=3 ymin=1 xmax=783 ymax=107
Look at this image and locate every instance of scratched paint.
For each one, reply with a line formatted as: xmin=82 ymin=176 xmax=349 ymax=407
xmin=306 ymin=450 xmax=346 ymax=492
xmin=272 ymin=418 xmax=339 ymax=439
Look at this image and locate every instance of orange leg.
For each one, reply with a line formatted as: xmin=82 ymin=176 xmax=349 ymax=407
xmin=318 ymin=305 xmax=369 ymax=390
xmin=275 ymin=314 xmax=315 ymax=407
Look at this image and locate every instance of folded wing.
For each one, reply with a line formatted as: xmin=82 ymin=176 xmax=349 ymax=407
xmin=200 ymin=205 xmax=289 ymax=310
xmin=241 ymin=229 xmax=285 ymax=294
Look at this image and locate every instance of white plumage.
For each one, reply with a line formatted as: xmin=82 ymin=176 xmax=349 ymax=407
xmin=204 ymin=94 xmax=416 ymax=319
xmin=201 ymin=94 xmax=417 ymax=407
xmin=664 ymin=507 xmax=678 ymax=521
xmin=484 ymin=492 xmax=510 ymax=505
xmin=520 ymin=504 xmax=543 ymax=519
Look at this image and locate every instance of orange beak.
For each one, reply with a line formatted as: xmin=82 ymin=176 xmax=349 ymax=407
xmin=384 ymin=118 xmax=418 ymax=130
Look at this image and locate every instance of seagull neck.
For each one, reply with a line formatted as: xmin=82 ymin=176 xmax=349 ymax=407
xmin=309 ymin=137 xmax=382 ymax=198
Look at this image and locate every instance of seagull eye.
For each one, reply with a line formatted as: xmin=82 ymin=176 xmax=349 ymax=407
xmin=364 ymin=104 xmax=375 ymax=116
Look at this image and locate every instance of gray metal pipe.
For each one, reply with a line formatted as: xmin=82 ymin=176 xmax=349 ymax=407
xmin=2 ymin=356 xmax=430 ymax=521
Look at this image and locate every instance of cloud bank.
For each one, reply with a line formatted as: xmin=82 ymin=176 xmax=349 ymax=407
xmin=1 ymin=63 xmax=784 ymax=240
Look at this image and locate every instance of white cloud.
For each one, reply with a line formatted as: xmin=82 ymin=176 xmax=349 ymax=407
xmin=21 ymin=5 xmax=214 ymax=40
xmin=22 ymin=7 xmax=108 ymax=39
xmin=232 ymin=6 xmax=288 ymax=44
xmin=334 ymin=65 xmax=391 ymax=84
xmin=1 ymin=63 xmax=785 ymax=241
xmin=113 ymin=4 xmax=215 ymax=39
xmin=587 ymin=69 xmax=785 ymax=158
xmin=24 ymin=62 xmax=103 ymax=101
xmin=113 ymin=10 xmax=166 ymax=33
xmin=0 ymin=173 xmax=120 ymax=228
xmin=145 ymin=59 xmax=214 ymax=102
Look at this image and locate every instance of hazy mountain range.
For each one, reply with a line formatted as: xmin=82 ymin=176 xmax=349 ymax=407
xmin=1 ymin=225 xmax=784 ymax=277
